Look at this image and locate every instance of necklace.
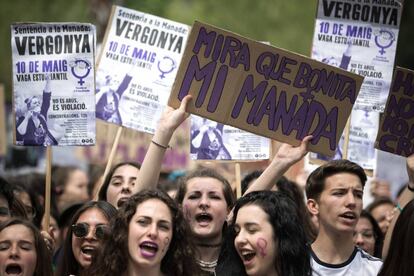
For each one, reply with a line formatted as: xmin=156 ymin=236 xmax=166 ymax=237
xmin=197 ymin=259 xmax=218 ymax=271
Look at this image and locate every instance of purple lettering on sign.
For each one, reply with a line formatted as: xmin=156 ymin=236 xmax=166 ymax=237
xmin=231 ymin=75 xmax=267 ymax=122
xmin=192 ymin=26 xmax=216 ymax=58
xmin=273 ymin=92 xmax=298 ymax=133
xmin=393 ymin=69 xmax=414 ymax=97
xmin=207 ymin=64 xmax=228 ymax=112
xmin=177 ymin=55 xmax=216 ymax=105
xmin=379 ymin=134 xmax=397 ymax=153
xmin=192 ymin=26 xmax=250 ymax=70
xmin=253 ymin=86 xmax=277 ymax=128
xmin=255 ymin=52 xmax=297 ymax=85
xmin=293 ymin=62 xmax=357 ymax=104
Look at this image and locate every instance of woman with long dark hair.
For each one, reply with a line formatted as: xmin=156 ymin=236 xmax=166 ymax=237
xmin=55 ymin=201 xmax=117 ymax=276
xmin=218 ymin=191 xmax=311 ymax=276
xmin=90 ymin=190 xmax=200 ymax=276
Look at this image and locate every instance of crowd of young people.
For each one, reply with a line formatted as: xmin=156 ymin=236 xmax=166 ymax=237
xmin=1 ymin=96 xmax=413 ymax=276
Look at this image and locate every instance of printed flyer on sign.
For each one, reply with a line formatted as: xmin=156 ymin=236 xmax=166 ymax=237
xmin=11 ymin=23 xmax=96 ymax=146
xmin=96 ymin=6 xmax=189 ymax=133
xmin=312 ymin=0 xmax=403 ymax=112
xmin=190 ymin=115 xmax=270 ymax=160
xmin=347 ymin=108 xmax=379 ymax=170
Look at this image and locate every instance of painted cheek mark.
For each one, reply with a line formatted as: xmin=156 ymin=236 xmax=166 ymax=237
xmin=183 ymin=204 xmax=191 ymax=221
xmin=162 ymin=237 xmax=170 ymax=253
xmin=257 ymin=238 xmax=268 ymax=257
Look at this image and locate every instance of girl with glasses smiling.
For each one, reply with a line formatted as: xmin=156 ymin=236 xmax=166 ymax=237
xmin=55 ymin=201 xmax=116 ymax=276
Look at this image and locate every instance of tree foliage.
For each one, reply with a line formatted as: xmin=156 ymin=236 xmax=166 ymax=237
xmin=1 ymin=0 xmax=413 ymax=102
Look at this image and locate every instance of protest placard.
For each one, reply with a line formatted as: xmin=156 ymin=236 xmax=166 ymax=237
xmin=375 ymin=67 xmax=414 ymax=157
xmin=168 ymin=21 xmax=364 ymax=156
xmin=312 ymin=0 xmax=403 ymax=112
xmin=96 ymin=5 xmax=189 ymax=134
xmin=190 ymin=115 xmax=270 ymax=160
xmin=309 ymin=107 xmax=379 ymax=171
xmin=11 ymin=23 xmax=96 ymax=146
xmin=0 ymin=85 xmax=6 ymax=156
xmin=347 ymin=108 xmax=379 ymax=169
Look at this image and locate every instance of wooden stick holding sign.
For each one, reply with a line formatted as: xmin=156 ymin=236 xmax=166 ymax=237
xmin=44 ymin=146 xmax=52 ymax=230
xmin=235 ymin=163 xmax=242 ymax=198
xmin=342 ymin=116 xmax=351 ymax=160
xmin=93 ymin=126 xmax=123 ymax=200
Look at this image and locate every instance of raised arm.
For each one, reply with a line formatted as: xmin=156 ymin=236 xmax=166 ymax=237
xmin=382 ymin=154 xmax=414 ymax=258
xmin=244 ymin=136 xmax=312 ymax=195
xmin=133 ymin=95 xmax=192 ymax=192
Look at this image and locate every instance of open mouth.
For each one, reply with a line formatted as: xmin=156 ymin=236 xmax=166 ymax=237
xmin=195 ymin=213 xmax=213 ymax=223
xmin=240 ymin=250 xmax=256 ymax=262
xmin=81 ymin=245 xmax=96 ymax=257
xmin=117 ymin=197 xmax=130 ymax=207
xmin=140 ymin=241 xmax=159 ymax=257
xmin=340 ymin=212 xmax=357 ymax=221
xmin=5 ymin=264 xmax=22 ymax=275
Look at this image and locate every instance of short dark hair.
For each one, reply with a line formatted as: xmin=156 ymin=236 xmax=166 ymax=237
xmin=306 ymin=159 xmax=367 ymax=201
xmin=98 ymin=162 xmax=141 ymax=202
xmin=241 ymin=170 xmax=263 ymax=194
xmin=0 ymin=218 xmax=53 ymax=276
xmin=56 ymin=201 xmax=117 ymax=276
xmin=90 ymin=190 xmax=200 ymax=276
xmin=378 ymin=199 xmax=414 ymax=276
xmin=175 ymin=168 xmax=235 ymax=209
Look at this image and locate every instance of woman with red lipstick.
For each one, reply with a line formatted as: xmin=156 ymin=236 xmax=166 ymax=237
xmin=218 ymin=190 xmax=311 ymax=276
xmin=90 ymin=189 xmax=200 ymax=276
xmin=55 ymin=201 xmax=116 ymax=276
xmin=0 ymin=218 xmax=52 ymax=276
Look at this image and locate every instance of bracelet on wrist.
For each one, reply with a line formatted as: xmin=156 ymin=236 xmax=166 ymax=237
xmin=408 ymin=184 xmax=414 ymax=192
xmin=151 ymin=140 xmax=170 ymax=150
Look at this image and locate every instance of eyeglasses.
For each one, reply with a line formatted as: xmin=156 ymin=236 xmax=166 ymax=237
xmin=71 ymin=223 xmax=109 ymax=240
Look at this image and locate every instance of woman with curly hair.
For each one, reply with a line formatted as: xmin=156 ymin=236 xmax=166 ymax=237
xmin=90 ymin=189 xmax=200 ymax=276
xmin=55 ymin=201 xmax=117 ymax=276
xmin=217 ymin=190 xmax=311 ymax=276
xmin=0 ymin=218 xmax=53 ymax=276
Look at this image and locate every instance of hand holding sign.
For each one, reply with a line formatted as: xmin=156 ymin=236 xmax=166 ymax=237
xmin=275 ymin=135 xmax=313 ymax=166
xmin=157 ymin=94 xmax=192 ymax=137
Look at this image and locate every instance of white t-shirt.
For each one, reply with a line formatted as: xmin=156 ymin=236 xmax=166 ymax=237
xmin=310 ymin=247 xmax=382 ymax=276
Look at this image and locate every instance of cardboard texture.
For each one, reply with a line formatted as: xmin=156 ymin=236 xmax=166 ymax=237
xmin=168 ymin=21 xmax=364 ymax=156
xmin=375 ymin=67 xmax=414 ymax=157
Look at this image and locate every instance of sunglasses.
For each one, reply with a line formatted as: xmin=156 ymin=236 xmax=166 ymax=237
xmin=71 ymin=223 xmax=109 ymax=240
